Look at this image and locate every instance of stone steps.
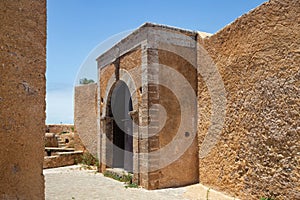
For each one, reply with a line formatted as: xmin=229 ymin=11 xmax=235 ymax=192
xmin=56 ymin=135 xmax=67 ymax=148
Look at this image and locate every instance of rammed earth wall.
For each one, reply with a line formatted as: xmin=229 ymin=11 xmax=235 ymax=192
xmin=197 ymin=0 xmax=300 ymax=199
xmin=0 ymin=0 xmax=46 ymax=199
xmin=74 ymin=83 xmax=98 ymax=157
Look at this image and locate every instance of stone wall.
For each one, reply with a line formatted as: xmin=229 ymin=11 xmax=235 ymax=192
xmin=99 ymin=64 xmax=115 ymax=118
xmin=43 ymin=152 xmax=83 ymax=169
xmin=197 ymin=0 xmax=300 ymax=199
xmin=0 ymin=0 xmax=46 ymax=199
xmin=46 ymin=124 xmax=74 ymax=134
xmin=74 ymin=83 xmax=98 ymax=157
xmin=59 ymin=132 xmax=76 ymax=148
xmin=45 ymin=133 xmax=59 ymax=147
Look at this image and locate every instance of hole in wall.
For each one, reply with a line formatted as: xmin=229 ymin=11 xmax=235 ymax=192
xmin=185 ymin=132 xmax=190 ymax=137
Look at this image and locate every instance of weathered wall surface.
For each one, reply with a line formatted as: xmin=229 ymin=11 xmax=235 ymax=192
xmin=74 ymin=83 xmax=98 ymax=157
xmin=157 ymin=49 xmax=199 ymax=188
xmin=99 ymin=48 xmax=141 ymax=107
xmin=0 ymin=0 xmax=46 ymax=199
xmin=45 ymin=133 xmax=59 ymax=147
xmin=59 ymin=132 xmax=76 ymax=148
xmin=43 ymin=151 xmax=83 ymax=169
xmin=46 ymin=124 xmax=74 ymax=134
xmin=197 ymin=0 xmax=300 ymax=199
xmin=99 ymin=64 xmax=115 ymax=117
xmin=120 ymin=49 xmax=142 ymax=72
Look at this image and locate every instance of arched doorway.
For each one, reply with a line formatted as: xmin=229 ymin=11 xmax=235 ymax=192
xmin=107 ymin=80 xmax=133 ymax=172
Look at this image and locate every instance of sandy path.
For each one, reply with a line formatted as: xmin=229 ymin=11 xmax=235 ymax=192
xmin=44 ymin=165 xmax=187 ymax=200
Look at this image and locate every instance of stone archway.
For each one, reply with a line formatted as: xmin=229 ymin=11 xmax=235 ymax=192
xmin=105 ymin=80 xmax=133 ymax=172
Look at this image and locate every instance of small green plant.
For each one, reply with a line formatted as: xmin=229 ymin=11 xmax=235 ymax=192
xmin=121 ymin=173 xmax=139 ymax=189
xmin=103 ymin=171 xmax=138 ymax=188
xmin=81 ymin=152 xmax=97 ymax=165
xmin=260 ymin=198 xmax=274 ymax=200
xmin=71 ymin=126 xmax=74 ymax=132
xmin=120 ymin=172 xmax=132 ymax=183
xmin=103 ymin=171 xmax=122 ymax=181
xmin=79 ymin=78 xmax=95 ymax=85
xmin=206 ymin=188 xmax=210 ymax=200
xmin=125 ymin=183 xmax=139 ymax=189
xmin=79 ymin=152 xmax=99 ymax=170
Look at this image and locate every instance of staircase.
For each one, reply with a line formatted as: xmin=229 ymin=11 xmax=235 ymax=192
xmin=56 ymin=135 xmax=66 ymax=148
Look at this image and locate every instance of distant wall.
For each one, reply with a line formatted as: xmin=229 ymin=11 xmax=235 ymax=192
xmin=43 ymin=152 xmax=83 ymax=169
xmin=74 ymin=83 xmax=98 ymax=157
xmin=46 ymin=124 xmax=74 ymax=134
xmin=0 ymin=0 xmax=46 ymax=199
xmin=197 ymin=0 xmax=300 ymax=199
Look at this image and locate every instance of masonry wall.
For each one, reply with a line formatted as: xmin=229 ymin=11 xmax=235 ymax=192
xmin=0 ymin=0 xmax=46 ymax=199
xmin=99 ymin=64 xmax=115 ymax=118
xmin=120 ymin=48 xmax=142 ymax=72
xmin=98 ymin=48 xmax=142 ymax=172
xmin=74 ymin=83 xmax=98 ymax=157
xmin=197 ymin=0 xmax=300 ymax=199
xmin=99 ymin=48 xmax=142 ymax=106
xmin=98 ymin=28 xmax=201 ymax=189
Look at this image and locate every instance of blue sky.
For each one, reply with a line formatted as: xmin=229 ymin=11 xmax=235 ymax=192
xmin=46 ymin=0 xmax=267 ymax=124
